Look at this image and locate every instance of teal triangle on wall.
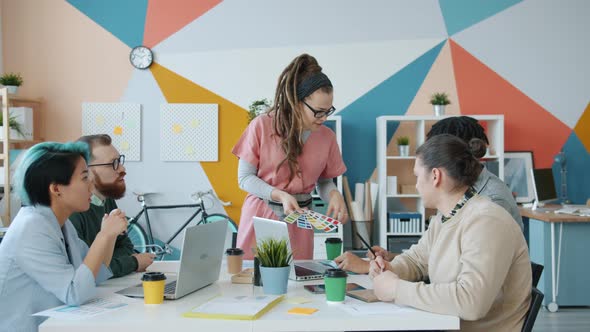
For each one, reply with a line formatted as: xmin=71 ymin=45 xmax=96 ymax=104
xmin=67 ymin=0 xmax=148 ymax=48
xmin=338 ymin=41 xmax=445 ymax=187
xmin=439 ymin=0 xmax=522 ymax=36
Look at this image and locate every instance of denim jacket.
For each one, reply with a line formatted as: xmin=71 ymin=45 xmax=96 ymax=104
xmin=0 ymin=205 xmax=112 ymax=332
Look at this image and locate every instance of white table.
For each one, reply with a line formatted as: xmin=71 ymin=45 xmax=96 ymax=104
xmin=40 ymin=261 xmax=459 ymax=331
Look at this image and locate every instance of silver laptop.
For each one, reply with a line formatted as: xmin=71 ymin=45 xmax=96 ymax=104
xmin=253 ymin=217 xmax=337 ymax=281
xmin=117 ymin=221 xmax=226 ymax=300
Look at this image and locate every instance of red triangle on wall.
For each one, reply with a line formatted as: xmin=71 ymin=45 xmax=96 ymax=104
xmin=143 ymin=0 xmax=222 ymax=48
xmin=450 ymin=39 xmax=570 ymax=168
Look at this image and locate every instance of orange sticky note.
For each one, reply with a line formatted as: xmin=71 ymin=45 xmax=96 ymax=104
xmin=288 ymin=307 xmax=318 ymax=315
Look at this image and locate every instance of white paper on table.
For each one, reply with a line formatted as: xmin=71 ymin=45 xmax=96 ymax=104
xmin=337 ymin=297 xmax=414 ymax=316
xmin=33 ymin=294 xmax=135 ymax=320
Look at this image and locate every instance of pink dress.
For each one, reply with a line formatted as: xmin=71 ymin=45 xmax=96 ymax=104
xmin=232 ymin=114 xmax=346 ymax=259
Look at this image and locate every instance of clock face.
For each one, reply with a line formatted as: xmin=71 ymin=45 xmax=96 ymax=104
xmin=129 ymin=46 xmax=153 ymax=70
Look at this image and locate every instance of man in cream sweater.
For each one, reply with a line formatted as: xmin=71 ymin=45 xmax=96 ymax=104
xmin=371 ymin=134 xmax=531 ymax=332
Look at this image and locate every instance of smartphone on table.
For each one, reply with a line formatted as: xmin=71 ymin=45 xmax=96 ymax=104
xmin=304 ymin=283 xmax=379 ymax=302
xmin=303 ymin=283 xmax=365 ymax=294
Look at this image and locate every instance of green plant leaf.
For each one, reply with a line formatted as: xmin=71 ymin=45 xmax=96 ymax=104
xmin=0 ymin=72 xmax=24 ymax=86
xmin=0 ymin=111 xmax=25 ymax=138
xmin=429 ymin=92 xmax=450 ymax=105
xmin=255 ymin=237 xmax=293 ymax=267
xmin=248 ymin=98 xmax=271 ymax=123
xmin=396 ymin=136 xmax=409 ymax=145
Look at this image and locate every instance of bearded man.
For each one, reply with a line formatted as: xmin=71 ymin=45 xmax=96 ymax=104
xmin=70 ymin=135 xmax=155 ymax=277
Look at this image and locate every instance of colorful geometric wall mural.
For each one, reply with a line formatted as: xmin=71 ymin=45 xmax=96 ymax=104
xmin=4 ymin=1 xmax=590 ymax=243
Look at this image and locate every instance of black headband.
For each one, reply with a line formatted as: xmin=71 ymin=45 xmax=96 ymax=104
xmin=296 ymin=72 xmax=332 ymax=100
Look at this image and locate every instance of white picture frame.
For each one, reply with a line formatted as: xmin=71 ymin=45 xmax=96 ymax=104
xmin=504 ymin=151 xmax=535 ymax=203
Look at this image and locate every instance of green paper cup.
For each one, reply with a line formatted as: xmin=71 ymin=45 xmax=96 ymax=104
xmin=324 ymin=268 xmax=348 ymax=303
xmin=325 ymin=237 xmax=342 ymax=260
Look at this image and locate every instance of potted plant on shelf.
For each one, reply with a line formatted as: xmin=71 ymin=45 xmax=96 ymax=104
xmin=248 ymin=98 xmax=271 ymax=123
xmin=397 ymin=136 xmax=410 ymax=157
xmin=256 ymin=237 xmax=293 ymax=295
xmin=0 ymin=111 xmax=25 ymax=140
xmin=0 ymin=73 xmax=24 ymax=95
xmin=430 ymin=92 xmax=450 ymax=116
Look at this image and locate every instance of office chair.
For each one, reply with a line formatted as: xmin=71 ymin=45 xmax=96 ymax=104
xmin=531 ymin=262 xmax=544 ymax=288
xmin=521 ymin=287 xmax=544 ymax=332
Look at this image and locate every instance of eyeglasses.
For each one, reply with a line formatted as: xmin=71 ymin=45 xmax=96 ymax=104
xmin=88 ymin=155 xmax=125 ymax=171
xmin=302 ymin=100 xmax=336 ymax=119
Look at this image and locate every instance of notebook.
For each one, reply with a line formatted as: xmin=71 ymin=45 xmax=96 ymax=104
xmin=184 ymin=294 xmax=284 ymax=320
xmin=253 ymin=216 xmax=337 ymax=281
xmin=117 ymin=221 xmax=226 ymax=300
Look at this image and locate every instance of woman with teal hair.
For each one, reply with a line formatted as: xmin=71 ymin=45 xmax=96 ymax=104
xmin=0 ymin=141 xmax=128 ymax=332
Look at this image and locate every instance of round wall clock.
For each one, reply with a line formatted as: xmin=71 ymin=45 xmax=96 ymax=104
xmin=129 ymin=46 xmax=153 ymax=70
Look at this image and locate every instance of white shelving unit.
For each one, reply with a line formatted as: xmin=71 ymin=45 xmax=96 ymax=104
xmin=0 ymin=89 xmax=43 ymax=226
xmin=1 ymin=88 xmax=10 ymax=226
xmin=313 ymin=115 xmax=344 ymax=259
xmin=376 ymin=115 xmax=504 ymax=249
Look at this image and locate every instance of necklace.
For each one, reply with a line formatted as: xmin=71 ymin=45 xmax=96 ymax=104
xmin=441 ymin=187 xmax=476 ymax=223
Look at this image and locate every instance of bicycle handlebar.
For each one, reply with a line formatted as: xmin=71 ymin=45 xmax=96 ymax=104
xmin=132 ymin=190 xmax=231 ymax=206
xmin=190 ymin=190 xmax=232 ymax=206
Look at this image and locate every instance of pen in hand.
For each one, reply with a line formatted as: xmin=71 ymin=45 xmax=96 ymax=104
xmin=355 ymin=231 xmax=375 ymax=256
xmin=355 ymin=231 xmax=384 ymax=272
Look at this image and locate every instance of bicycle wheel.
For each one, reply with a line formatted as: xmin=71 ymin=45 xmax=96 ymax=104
xmin=204 ymin=214 xmax=238 ymax=248
xmin=127 ymin=222 xmax=149 ymax=253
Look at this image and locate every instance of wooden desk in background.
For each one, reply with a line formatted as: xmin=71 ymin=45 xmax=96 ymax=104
xmin=519 ymin=206 xmax=590 ymax=312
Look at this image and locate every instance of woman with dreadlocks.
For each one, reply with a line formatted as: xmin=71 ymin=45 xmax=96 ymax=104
xmin=232 ymin=54 xmax=348 ymax=259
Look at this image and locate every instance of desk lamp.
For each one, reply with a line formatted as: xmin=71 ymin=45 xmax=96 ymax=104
xmin=554 ymin=150 xmax=570 ymax=204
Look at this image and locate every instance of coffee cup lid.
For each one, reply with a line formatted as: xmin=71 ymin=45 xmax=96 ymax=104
xmin=142 ymin=272 xmax=166 ymax=281
xmin=325 ymin=237 xmax=342 ymax=244
xmin=226 ymin=248 xmax=244 ymax=255
xmin=324 ymin=268 xmax=347 ymax=278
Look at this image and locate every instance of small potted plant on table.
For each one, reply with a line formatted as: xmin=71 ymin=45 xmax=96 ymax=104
xmin=256 ymin=237 xmax=293 ymax=295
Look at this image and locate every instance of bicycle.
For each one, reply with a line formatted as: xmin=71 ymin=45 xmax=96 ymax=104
xmin=126 ymin=190 xmax=238 ymax=259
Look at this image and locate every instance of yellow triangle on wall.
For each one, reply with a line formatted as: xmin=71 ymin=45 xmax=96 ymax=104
xmin=150 ymin=62 xmax=248 ymax=224
xmin=574 ymin=103 xmax=590 ymax=154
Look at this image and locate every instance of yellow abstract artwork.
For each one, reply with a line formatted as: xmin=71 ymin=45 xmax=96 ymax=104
xmin=185 ymin=145 xmax=195 ymax=155
xmin=172 ymin=124 xmax=183 ymax=134
xmin=96 ymin=115 xmax=105 ymax=125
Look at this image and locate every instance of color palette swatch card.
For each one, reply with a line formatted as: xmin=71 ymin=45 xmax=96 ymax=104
xmin=284 ymin=211 xmax=341 ymax=232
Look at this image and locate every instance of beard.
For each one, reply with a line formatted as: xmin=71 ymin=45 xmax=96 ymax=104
xmin=94 ymin=172 xmax=127 ymax=200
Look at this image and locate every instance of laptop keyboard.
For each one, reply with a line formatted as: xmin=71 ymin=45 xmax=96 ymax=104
xmin=164 ymin=280 xmax=177 ymax=295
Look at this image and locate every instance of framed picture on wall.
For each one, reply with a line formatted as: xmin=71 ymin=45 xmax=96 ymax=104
xmin=503 ymin=151 xmax=535 ymax=203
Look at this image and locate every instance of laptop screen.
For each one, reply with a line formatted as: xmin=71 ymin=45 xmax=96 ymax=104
xmin=532 ymin=168 xmax=558 ymax=203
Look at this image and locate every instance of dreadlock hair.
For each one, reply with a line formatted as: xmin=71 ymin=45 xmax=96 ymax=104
xmin=269 ymin=54 xmax=333 ymax=184
xmin=426 ymin=116 xmax=489 ymax=158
